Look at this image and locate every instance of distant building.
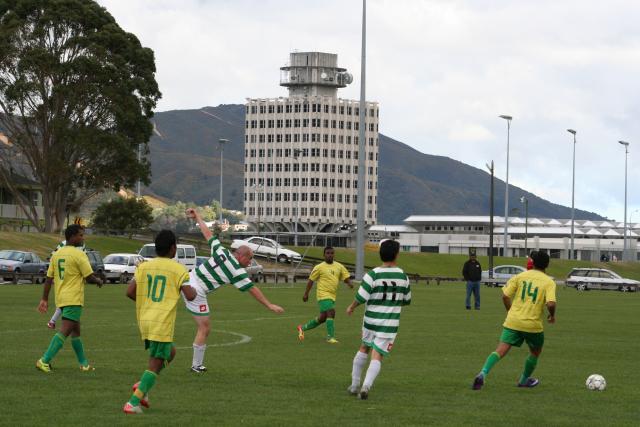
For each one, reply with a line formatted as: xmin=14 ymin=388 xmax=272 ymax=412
xmin=243 ymin=52 xmax=379 ymax=238
xmin=0 ymin=173 xmax=43 ymax=231
xmin=372 ymin=215 xmax=639 ymax=262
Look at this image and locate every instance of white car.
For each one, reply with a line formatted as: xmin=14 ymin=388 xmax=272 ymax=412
xmin=103 ymin=253 xmax=145 ymax=283
xmin=138 ymin=243 xmax=197 ymax=271
xmin=481 ymin=265 xmax=526 ymax=287
xmin=566 ymin=268 xmax=639 ymax=292
xmin=231 ymin=237 xmax=301 ymax=263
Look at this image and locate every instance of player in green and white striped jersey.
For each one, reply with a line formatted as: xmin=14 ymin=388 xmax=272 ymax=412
xmin=184 ymin=208 xmax=284 ymax=373
xmin=346 ymin=239 xmax=411 ymax=400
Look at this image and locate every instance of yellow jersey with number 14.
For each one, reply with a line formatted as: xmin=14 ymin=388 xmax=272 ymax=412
xmin=47 ymin=245 xmax=93 ymax=308
xmin=502 ymin=269 xmax=556 ymax=333
xmin=309 ymin=261 xmax=351 ymax=301
xmin=134 ymin=257 xmax=190 ymax=342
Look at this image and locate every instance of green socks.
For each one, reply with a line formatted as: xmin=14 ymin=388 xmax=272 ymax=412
xmin=302 ymin=318 xmax=320 ymax=331
xmin=326 ymin=318 xmax=335 ymax=339
xmin=129 ymin=370 xmax=157 ymax=406
xmin=519 ymin=355 xmax=538 ymax=384
xmin=71 ymin=337 xmax=88 ymax=367
xmin=43 ymin=332 xmax=66 ymax=363
xmin=481 ymin=352 xmax=501 ymax=376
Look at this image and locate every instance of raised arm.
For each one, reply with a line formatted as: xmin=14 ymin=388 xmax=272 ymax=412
xmin=186 ymin=208 xmax=213 ymax=241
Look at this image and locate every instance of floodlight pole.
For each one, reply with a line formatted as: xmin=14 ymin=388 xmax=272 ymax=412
xmin=499 ymin=115 xmax=513 ymax=257
xmin=567 ymin=129 xmax=577 ymax=260
xmin=520 ymin=196 xmax=528 ymax=255
xmin=218 ymin=138 xmax=229 ymax=224
xmin=355 ymin=0 xmax=367 ymax=281
xmin=619 ymin=140 xmax=630 ymax=260
xmin=486 ymin=161 xmax=495 ymax=278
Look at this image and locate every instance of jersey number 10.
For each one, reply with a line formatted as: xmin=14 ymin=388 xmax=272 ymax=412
xmin=147 ymin=274 xmax=167 ymax=302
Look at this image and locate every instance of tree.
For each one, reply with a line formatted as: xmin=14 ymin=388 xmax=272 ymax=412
xmin=0 ymin=0 xmax=161 ymax=231
xmin=92 ymin=197 xmax=153 ymax=237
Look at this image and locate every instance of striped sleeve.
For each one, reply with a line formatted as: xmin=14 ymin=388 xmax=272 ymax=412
xmin=355 ymin=271 xmax=375 ymax=304
xmin=404 ymin=275 xmax=412 ymax=306
xmin=208 ymin=236 xmax=222 ymax=256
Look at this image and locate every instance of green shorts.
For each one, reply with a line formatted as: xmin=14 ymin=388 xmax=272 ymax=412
xmin=318 ymin=299 xmax=335 ymax=313
xmin=144 ymin=340 xmax=175 ymax=360
xmin=60 ymin=306 xmax=82 ymax=322
xmin=500 ymin=327 xmax=544 ymax=349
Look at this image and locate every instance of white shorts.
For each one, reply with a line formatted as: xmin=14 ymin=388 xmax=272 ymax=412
xmin=182 ymin=283 xmax=210 ymax=316
xmin=362 ymin=329 xmax=395 ymax=355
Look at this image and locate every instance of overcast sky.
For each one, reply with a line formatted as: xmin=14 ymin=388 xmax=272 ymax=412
xmin=98 ymin=0 xmax=640 ymax=222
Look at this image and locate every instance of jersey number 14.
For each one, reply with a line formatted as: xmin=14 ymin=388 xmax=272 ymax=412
xmin=520 ymin=281 xmax=539 ymax=303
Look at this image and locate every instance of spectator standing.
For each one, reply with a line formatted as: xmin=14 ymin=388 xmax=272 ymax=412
xmin=462 ymin=249 xmax=482 ymax=310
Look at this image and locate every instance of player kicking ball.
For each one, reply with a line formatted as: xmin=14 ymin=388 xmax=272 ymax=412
xmin=346 ymin=240 xmax=411 ymax=400
xmin=471 ymin=251 xmax=556 ymax=390
xmin=298 ymin=246 xmax=352 ymax=343
xmin=123 ymin=230 xmax=196 ymax=414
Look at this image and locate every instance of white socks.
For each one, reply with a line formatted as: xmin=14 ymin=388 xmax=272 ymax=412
xmin=192 ymin=344 xmax=207 ymax=368
xmin=49 ymin=308 xmax=62 ymax=323
xmin=351 ymin=351 xmax=369 ymax=387
xmin=362 ymin=359 xmax=382 ymax=390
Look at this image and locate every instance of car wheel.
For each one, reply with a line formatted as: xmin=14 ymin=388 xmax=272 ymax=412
xmin=12 ymin=268 xmax=20 ymax=284
xmin=120 ymin=273 xmax=131 ymax=284
xmin=619 ymin=285 xmax=629 ymax=292
xmin=576 ymin=283 xmax=587 ymax=291
xmin=277 ymin=254 xmax=288 ymax=263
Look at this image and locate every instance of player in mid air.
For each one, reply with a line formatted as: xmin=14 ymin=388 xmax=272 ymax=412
xmin=123 ymin=230 xmax=196 ymax=414
xmin=297 ymin=246 xmax=352 ymax=343
xmin=346 ymin=239 xmax=411 ymax=400
xmin=472 ymin=250 xmax=556 ymax=390
xmin=36 ymin=224 xmax=103 ymax=373
xmin=184 ymin=208 xmax=284 ymax=373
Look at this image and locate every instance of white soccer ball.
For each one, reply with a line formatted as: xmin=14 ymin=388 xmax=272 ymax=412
xmin=585 ymin=374 xmax=606 ymax=391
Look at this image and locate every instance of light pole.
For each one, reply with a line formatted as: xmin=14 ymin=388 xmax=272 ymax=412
xmin=486 ymin=161 xmax=495 ymax=277
xmin=218 ymin=138 xmax=229 ymax=224
xmin=520 ymin=196 xmax=528 ymax=256
xmin=499 ymin=115 xmax=513 ymax=257
xmin=619 ymin=140 xmax=630 ymax=260
xmin=567 ymin=129 xmax=577 ymax=260
xmin=252 ymin=183 xmax=263 ymax=237
xmin=293 ymin=148 xmax=302 ymax=246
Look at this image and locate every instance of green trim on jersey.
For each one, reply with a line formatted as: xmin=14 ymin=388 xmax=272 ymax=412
xmin=196 ymin=269 xmax=215 ymax=291
xmin=362 ymin=339 xmax=390 ymax=356
xmin=364 ymin=310 xmax=401 ymax=320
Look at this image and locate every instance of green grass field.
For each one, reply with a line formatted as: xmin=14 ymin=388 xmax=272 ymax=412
xmin=1 ymin=282 xmax=637 ymax=426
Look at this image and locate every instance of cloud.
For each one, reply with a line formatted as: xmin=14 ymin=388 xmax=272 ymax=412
xmin=98 ymin=0 xmax=640 ymax=220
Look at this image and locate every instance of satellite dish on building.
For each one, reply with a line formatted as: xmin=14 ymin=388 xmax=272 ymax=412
xmin=320 ymin=72 xmax=328 ymax=80
xmin=343 ymin=73 xmax=353 ymax=84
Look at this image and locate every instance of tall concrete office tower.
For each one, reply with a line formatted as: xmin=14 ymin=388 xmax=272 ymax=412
xmin=243 ymin=52 xmax=379 ymax=239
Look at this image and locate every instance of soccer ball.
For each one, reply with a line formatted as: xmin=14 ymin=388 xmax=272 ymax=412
xmin=585 ymin=374 xmax=606 ymax=391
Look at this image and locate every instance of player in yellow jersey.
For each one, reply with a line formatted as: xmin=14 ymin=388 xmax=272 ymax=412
xmin=298 ymin=246 xmax=352 ymax=343
xmin=472 ymin=251 xmax=557 ymax=390
xmin=36 ymin=225 xmax=104 ymax=373
xmin=123 ymin=230 xmax=196 ymax=414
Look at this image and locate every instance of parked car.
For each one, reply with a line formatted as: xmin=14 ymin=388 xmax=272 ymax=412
xmin=230 ymin=237 xmax=301 ymax=263
xmin=0 ymin=250 xmax=49 ymax=283
xmin=566 ymin=268 xmax=639 ymax=292
xmin=138 ymin=243 xmax=197 ymax=271
xmin=86 ymin=250 xmax=105 ymax=280
xmin=196 ymin=256 xmax=263 ymax=281
xmin=481 ymin=265 xmax=526 ymax=287
xmin=103 ymin=253 xmax=144 ymax=283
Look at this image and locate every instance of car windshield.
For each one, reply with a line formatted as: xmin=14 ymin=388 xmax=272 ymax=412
xmin=139 ymin=246 xmax=156 ymax=258
xmin=1 ymin=251 xmax=25 ymax=262
xmin=104 ymin=255 xmax=128 ymax=265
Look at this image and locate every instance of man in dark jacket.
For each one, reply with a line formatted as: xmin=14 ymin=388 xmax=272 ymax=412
xmin=462 ymin=249 xmax=482 ymax=310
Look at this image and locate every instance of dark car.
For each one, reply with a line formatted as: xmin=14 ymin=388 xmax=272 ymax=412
xmin=86 ymin=250 xmax=105 ymax=280
xmin=0 ymin=250 xmax=49 ymax=283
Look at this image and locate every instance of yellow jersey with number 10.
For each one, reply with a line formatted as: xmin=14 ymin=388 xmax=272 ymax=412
xmin=502 ymin=269 xmax=556 ymax=333
xmin=47 ymin=245 xmax=93 ymax=308
xmin=134 ymin=257 xmax=190 ymax=342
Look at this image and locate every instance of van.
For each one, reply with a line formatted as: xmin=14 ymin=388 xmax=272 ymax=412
xmin=138 ymin=243 xmax=197 ymax=271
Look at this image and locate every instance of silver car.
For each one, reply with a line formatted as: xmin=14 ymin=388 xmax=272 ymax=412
xmin=481 ymin=265 xmax=527 ymax=287
xmin=0 ymin=250 xmax=49 ymax=283
xmin=566 ymin=268 xmax=639 ymax=292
